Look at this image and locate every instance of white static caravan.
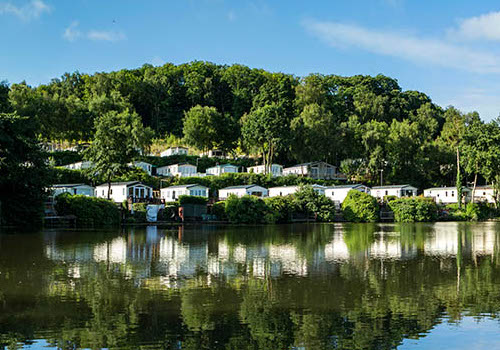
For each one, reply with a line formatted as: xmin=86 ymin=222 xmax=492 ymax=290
xmin=128 ymin=161 xmax=153 ymax=175
xmin=324 ymin=184 xmax=371 ymax=204
xmin=62 ymin=161 xmax=93 ymax=170
xmin=473 ymin=186 xmax=496 ymax=204
xmin=247 ymin=164 xmax=283 ymax=177
xmin=371 ymin=185 xmax=418 ymax=200
xmin=51 ymin=184 xmax=94 ymax=197
xmin=95 ymin=181 xmax=153 ymax=203
xmin=206 ymin=164 xmax=239 ymax=176
xmin=423 ymin=187 xmax=472 ymax=204
xmin=160 ymin=146 xmax=188 ymax=157
xmin=268 ymin=184 xmax=326 ymax=197
xmin=157 ymin=163 xmax=197 ymax=177
xmin=160 ymin=184 xmax=209 ymax=202
xmin=199 ymin=149 xmax=226 ymax=158
xmin=282 ymin=161 xmax=346 ymax=180
xmin=218 ymin=185 xmax=269 ymax=200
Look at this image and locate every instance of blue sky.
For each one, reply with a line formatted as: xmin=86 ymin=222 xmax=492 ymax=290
xmin=2 ymin=0 xmax=500 ymax=120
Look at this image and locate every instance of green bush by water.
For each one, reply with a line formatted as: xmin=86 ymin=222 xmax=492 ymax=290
xmin=55 ymin=193 xmax=120 ymax=226
xmin=388 ymin=197 xmax=438 ymax=223
xmin=342 ymin=190 xmax=379 ymax=223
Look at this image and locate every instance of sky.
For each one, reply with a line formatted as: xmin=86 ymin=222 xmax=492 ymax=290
xmin=2 ymin=0 xmax=500 ymax=120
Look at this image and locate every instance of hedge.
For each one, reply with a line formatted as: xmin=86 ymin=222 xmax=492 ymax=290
xmin=388 ymin=197 xmax=438 ymax=223
xmin=55 ymin=193 xmax=120 ymax=226
xmin=342 ymin=190 xmax=379 ymax=223
xmin=178 ymin=195 xmax=208 ymax=205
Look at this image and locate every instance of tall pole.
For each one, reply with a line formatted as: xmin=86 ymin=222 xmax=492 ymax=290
xmin=380 ymin=169 xmax=384 ymax=186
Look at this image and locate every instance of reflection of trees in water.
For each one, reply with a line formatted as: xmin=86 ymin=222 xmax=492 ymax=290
xmin=1 ymin=223 xmax=500 ymax=349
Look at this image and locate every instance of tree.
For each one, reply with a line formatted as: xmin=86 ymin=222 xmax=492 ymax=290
xmin=182 ymin=105 xmax=237 ymax=153
xmin=439 ymin=108 xmax=479 ymax=208
xmin=0 ymin=81 xmax=10 ymax=113
xmin=242 ymin=103 xmax=290 ymax=174
xmin=0 ymin=113 xmax=49 ymax=225
xmin=85 ymin=110 xmax=152 ymax=199
xmin=291 ymin=103 xmax=339 ymax=163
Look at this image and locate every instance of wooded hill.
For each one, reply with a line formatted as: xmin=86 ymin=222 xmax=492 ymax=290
xmin=2 ymin=61 xmax=498 ymax=190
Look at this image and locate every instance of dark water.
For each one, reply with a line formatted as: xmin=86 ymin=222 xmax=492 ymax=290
xmin=1 ymin=222 xmax=500 ymax=350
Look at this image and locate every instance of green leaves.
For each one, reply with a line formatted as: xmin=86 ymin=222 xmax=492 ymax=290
xmin=342 ymin=190 xmax=379 ymax=222
xmin=0 ymin=112 xmax=49 ymax=225
xmin=85 ymin=110 xmax=152 ymax=185
xmin=182 ymin=105 xmax=237 ymax=153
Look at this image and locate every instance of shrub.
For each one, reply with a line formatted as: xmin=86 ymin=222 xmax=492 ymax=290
xmin=383 ymin=195 xmax=397 ymax=203
xmin=55 ymin=193 xmax=120 ymax=226
xmin=131 ymin=202 xmax=147 ymax=222
xmin=292 ymin=185 xmax=336 ymax=222
xmin=465 ymin=202 xmax=497 ymax=221
xmin=342 ymin=190 xmax=379 ymax=223
xmin=224 ymin=195 xmax=268 ymax=224
xmin=388 ymin=197 xmax=438 ymax=223
xmin=178 ymin=195 xmax=208 ymax=205
xmin=442 ymin=204 xmax=467 ymax=221
xmin=264 ymin=196 xmax=296 ymax=223
xmin=211 ymin=201 xmax=227 ymax=221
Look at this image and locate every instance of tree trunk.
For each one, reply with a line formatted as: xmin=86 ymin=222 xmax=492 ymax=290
xmin=107 ymin=174 xmax=112 ymax=200
xmin=471 ymin=173 xmax=477 ymax=204
xmin=456 ymin=147 xmax=462 ymax=209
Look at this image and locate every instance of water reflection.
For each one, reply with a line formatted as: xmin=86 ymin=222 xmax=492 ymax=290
xmin=1 ymin=222 xmax=500 ymax=349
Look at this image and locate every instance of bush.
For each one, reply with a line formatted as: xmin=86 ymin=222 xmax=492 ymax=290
xmin=224 ymin=195 xmax=269 ymax=224
xmin=264 ymin=196 xmax=296 ymax=223
xmin=465 ymin=202 xmax=497 ymax=221
xmin=388 ymin=197 xmax=438 ymax=223
xmin=178 ymin=195 xmax=208 ymax=205
xmin=211 ymin=201 xmax=227 ymax=221
xmin=131 ymin=202 xmax=147 ymax=222
xmin=55 ymin=193 xmax=120 ymax=226
xmin=291 ymin=185 xmax=336 ymax=222
xmin=383 ymin=195 xmax=397 ymax=203
xmin=342 ymin=190 xmax=379 ymax=222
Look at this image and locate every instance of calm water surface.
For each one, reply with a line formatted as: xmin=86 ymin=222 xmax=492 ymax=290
xmin=1 ymin=222 xmax=500 ymax=349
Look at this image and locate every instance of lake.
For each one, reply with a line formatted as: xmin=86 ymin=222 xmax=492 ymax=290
xmin=1 ymin=222 xmax=500 ymax=349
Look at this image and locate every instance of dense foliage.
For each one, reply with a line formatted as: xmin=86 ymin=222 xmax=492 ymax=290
xmin=0 ymin=113 xmax=49 ymax=226
xmin=388 ymin=197 xmax=438 ymax=223
xmin=55 ymin=193 xmax=120 ymax=226
xmin=84 ymin=109 xmax=153 ymax=198
xmin=224 ymin=195 xmax=269 ymax=224
xmin=342 ymin=190 xmax=379 ymax=222
xmin=444 ymin=202 xmax=498 ymax=221
xmin=6 ymin=62 xmax=492 ymax=190
xmin=5 ymin=61 xmax=500 ymax=221
xmin=292 ymin=185 xmax=336 ymax=222
xmin=178 ymin=195 xmax=209 ymax=205
xmin=221 ymin=186 xmax=336 ymax=224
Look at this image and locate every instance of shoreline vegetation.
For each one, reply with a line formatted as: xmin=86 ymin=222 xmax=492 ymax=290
xmin=49 ymin=186 xmax=500 ymax=227
xmin=2 ymin=61 xmax=500 ymax=227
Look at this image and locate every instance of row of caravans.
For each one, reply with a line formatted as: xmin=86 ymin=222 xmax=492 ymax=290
xmin=50 ymin=182 xmax=498 ymax=205
xmin=63 ymin=160 xmax=347 ymax=180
